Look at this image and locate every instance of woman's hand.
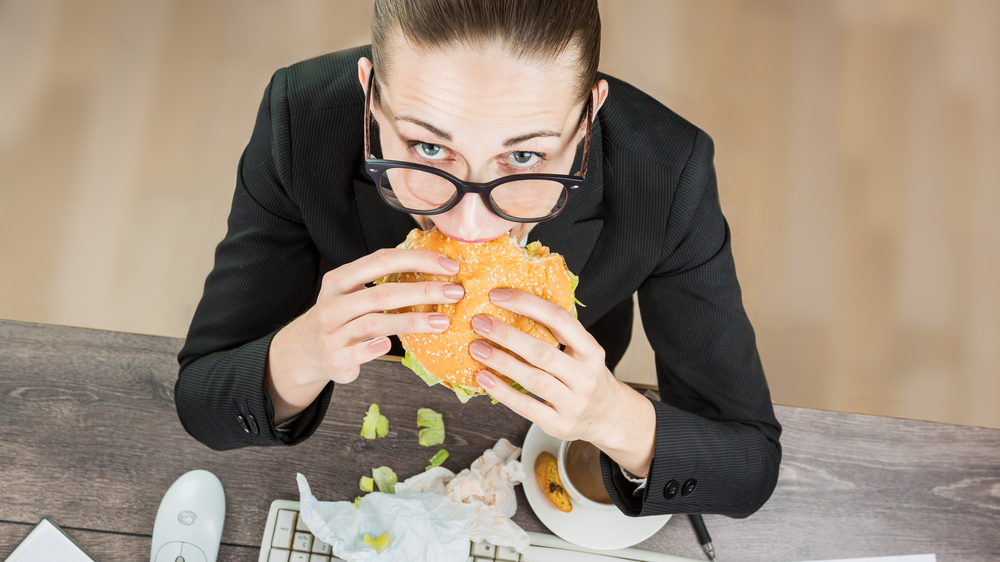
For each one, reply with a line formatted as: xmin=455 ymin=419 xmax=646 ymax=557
xmin=265 ymin=249 xmax=465 ymax=423
xmin=470 ymin=289 xmax=657 ymax=477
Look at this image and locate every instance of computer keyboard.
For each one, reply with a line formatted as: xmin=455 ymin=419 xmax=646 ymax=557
xmin=258 ymin=500 xmax=697 ymax=562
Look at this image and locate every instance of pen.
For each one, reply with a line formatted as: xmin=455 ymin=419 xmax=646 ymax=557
xmin=688 ymin=514 xmax=715 ymax=560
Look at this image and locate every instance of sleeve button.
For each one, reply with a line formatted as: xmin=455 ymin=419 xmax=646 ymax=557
xmin=246 ymin=412 xmax=260 ymax=434
xmin=237 ymin=414 xmax=250 ymax=434
xmin=664 ymin=479 xmax=680 ymax=499
xmin=682 ymin=478 xmax=697 ymax=496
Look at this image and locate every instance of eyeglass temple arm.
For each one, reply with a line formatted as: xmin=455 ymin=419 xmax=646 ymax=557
xmin=364 ymin=69 xmax=375 ymax=159
xmin=365 ymin=68 xmax=594 ymax=179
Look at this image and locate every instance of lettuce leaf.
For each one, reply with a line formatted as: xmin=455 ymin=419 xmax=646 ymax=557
xmin=425 ymin=449 xmax=449 ymax=471
xmin=402 ymin=351 xmax=441 ymax=387
xmin=372 ymin=466 xmax=397 ymax=494
xmin=360 ymin=403 xmax=388 ymax=439
xmin=416 ymin=408 xmax=445 ymax=447
xmin=451 ymin=383 xmax=475 ymax=404
xmin=359 ymin=476 xmax=373 ymax=493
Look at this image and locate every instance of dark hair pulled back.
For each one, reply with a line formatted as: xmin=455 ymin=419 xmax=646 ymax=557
xmin=371 ymin=0 xmax=601 ymax=104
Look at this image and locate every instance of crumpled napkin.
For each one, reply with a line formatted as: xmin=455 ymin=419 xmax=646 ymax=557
xmin=297 ymin=438 xmax=529 ymax=562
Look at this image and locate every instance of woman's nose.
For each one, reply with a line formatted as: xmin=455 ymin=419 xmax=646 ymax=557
xmin=450 ymin=191 xmax=495 ymax=225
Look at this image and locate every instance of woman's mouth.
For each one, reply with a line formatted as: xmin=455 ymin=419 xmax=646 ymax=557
xmin=444 ymin=229 xmax=512 ymax=244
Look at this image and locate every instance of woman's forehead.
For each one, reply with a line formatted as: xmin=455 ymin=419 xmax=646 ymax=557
xmin=379 ymin=39 xmax=583 ymax=137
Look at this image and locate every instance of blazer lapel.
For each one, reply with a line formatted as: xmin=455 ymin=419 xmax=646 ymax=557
xmin=530 ymin=116 xmax=605 ymax=276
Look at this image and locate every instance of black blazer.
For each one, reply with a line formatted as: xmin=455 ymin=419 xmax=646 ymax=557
xmin=176 ymin=45 xmax=781 ymax=518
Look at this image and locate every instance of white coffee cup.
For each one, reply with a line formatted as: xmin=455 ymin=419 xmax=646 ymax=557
xmin=556 ymin=439 xmax=618 ymax=512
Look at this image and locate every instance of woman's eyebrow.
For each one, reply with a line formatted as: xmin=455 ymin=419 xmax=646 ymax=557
xmin=395 ymin=115 xmax=561 ymax=147
xmin=396 ymin=116 xmax=452 ymax=141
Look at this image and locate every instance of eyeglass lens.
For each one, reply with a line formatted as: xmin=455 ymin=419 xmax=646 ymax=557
xmin=379 ymin=168 xmax=567 ymax=220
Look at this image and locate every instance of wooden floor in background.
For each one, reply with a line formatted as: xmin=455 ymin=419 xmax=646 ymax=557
xmin=1 ymin=0 xmax=997 ymax=428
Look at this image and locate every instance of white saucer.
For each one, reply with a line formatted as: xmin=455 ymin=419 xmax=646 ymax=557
xmin=520 ymin=423 xmax=671 ymax=550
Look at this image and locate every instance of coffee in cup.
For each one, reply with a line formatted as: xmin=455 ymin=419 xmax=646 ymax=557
xmin=557 ymin=439 xmax=616 ymax=511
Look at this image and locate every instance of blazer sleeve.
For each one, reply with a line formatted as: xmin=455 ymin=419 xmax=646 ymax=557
xmin=175 ymin=69 xmax=334 ymax=451
xmin=600 ymin=130 xmax=782 ymax=517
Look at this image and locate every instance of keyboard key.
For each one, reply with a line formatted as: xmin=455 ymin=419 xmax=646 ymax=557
xmin=308 ymin=555 xmax=330 ymax=562
xmin=472 ymin=541 xmax=497 ymax=558
xmin=311 ymin=539 xmax=332 ymax=554
xmin=496 ymin=545 xmax=520 ymax=561
xmin=295 ymin=511 xmax=310 ymax=532
xmin=293 ymin=532 xmax=314 ymax=552
xmin=268 ymin=549 xmax=291 ymax=562
xmin=290 ymin=552 xmax=310 ymax=562
xmin=272 ymin=510 xmax=298 ymax=549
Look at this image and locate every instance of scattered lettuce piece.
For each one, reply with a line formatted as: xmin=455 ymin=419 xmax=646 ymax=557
xmin=372 ymin=466 xmax=397 ymax=494
xmin=359 ymin=476 xmax=373 ymax=493
xmin=360 ymin=403 xmax=389 ymax=439
xmin=363 ymin=532 xmax=390 ymax=553
xmin=416 ymin=408 xmax=445 ymax=447
xmin=403 ymin=351 xmax=441 ymax=387
xmin=354 ymin=496 xmax=361 ymax=509
xmin=425 ymin=449 xmax=449 ymax=471
xmin=483 ymin=389 xmax=499 ymax=405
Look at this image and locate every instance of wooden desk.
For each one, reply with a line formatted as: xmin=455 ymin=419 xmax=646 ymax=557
xmin=1 ymin=319 xmax=998 ymax=561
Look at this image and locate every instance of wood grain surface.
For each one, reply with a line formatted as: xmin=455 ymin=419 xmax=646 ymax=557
xmin=0 ymin=521 xmax=259 ymax=561
xmin=1 ymin=318 xmax=998 ymax=561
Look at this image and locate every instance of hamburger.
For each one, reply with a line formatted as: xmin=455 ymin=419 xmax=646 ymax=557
xmin=376 ymin=227 xmax=581 ymax=403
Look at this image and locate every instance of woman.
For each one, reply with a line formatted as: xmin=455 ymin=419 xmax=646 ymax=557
xmin=176 ymin=0 xmax=781 ymax=518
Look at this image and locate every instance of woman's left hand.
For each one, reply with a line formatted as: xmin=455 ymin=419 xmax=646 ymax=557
xmin=470 ymin=288 xmax=657 ymax=477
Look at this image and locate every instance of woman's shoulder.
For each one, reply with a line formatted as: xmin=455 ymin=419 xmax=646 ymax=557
xmin=271 ymin=45 xmax=373 ymax=115
xmin=597 ymin=73 xmax=708 ymax=173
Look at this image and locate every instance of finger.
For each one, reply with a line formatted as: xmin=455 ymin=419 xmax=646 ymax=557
xmin=325 ymin=336 xmax=391 ymax=383
xmin=338 ymin=310 xmax=451 ymax=347
xmin=488 ymin=288 xmax=603 ymax=364
xmin=470 ymin=313 xmax=576 ymax=385
xmin=334 ymin=280 xmax=464 ymax=321
xmin=322 ymin=248 xmax=460 ymax=297
xmin=475 ymin=370 xmax=559 ymax=427
xmin=468 ymin=339 xmax=569 ymax=404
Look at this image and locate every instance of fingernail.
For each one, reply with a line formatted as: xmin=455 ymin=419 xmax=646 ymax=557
xmin=470 ymin=340 xmax=492 ymax=360
xmin=443 ymin=283 xmax=465 ymax=300
xmin=428 ymin=314 xmax=449 ymax=329
xmin=439 ymin=256 xmax=460 ymax=273
xmin=471 ymin=315 xmax=492 ymax=334
xmin=490 ymin=289 xmax=512 ymax=302
xmin=368 ymin=337 xmax=391 ymax=354
xmin=476 ymin=371 xmax=496 ymax=389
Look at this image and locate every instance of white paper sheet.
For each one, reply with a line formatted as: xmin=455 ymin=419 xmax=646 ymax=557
xmin=4 ymin=518 xmax=98 ymax=562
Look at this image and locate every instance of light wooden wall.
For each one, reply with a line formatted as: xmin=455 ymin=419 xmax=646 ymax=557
xmin=1 ymin=0 xmax=997 ymax=429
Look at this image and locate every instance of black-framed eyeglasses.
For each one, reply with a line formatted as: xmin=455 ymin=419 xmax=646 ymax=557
xmin=362 ymin=69 xmax=593 ymax=223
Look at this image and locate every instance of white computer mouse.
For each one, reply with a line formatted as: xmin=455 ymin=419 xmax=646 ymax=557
xmin=151 ymin=469 xmax=226 ymax=562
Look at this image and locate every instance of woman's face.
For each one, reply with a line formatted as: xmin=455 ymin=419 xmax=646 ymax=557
xmin=359 ymin=39 xmax=607 ymax=244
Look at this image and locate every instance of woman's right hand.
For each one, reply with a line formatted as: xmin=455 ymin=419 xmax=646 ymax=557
xmin=264 ymin=248 xmax=464 ymax=423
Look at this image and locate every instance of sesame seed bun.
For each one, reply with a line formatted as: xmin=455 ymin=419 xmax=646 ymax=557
xmin=379 ymin=227 xmax=579 ymax=401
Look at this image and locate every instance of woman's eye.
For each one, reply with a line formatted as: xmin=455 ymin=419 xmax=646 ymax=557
xmin=507 ymin=151 xmax=540 ymax=167
xmin=417 ymin=143 xmax=447 ymax=160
